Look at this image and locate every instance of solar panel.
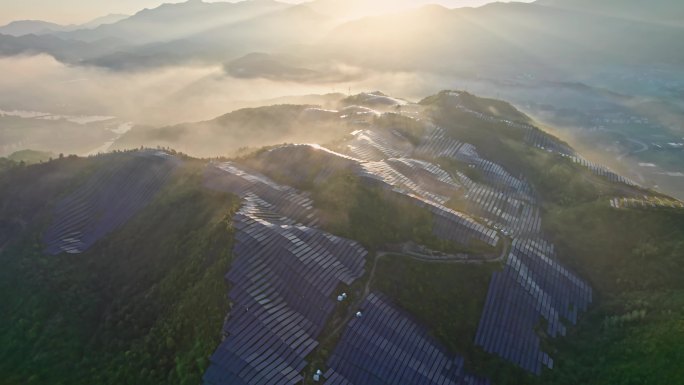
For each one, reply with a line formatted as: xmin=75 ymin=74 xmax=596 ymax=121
xmin=203 ymin=170 xmax=368 ymax=385
xmin=325 ymin=293 xmax=491 ymax=385
xmin=474 ymin=238 xmax=592 ymax=374
xmin=43 ymin=150 xmax=180 ymax=255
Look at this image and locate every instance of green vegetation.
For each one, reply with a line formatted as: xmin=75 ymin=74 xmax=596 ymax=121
xmin=8 ymin=149 xmax=55 ymax=164
xmin=0 ymin=160 xmax=239 ymax=385
xmin=535 ymin=204 xmax=684 ymax=385
xmin=423 ymin=92 xmax=626 ymax=206
xmin=0 ymin=157 xmax=17 ymax=173
xmin=418 ymin=93 xmax=684 ymax=384
xmin=372 ymin=112 xmax=428 ymax=146
xmin=112 ymin=104 xmax=352 ymax=158
xmin=311 ymin=171 xmax=495 ymax=254
xmin=421 ymin=91 xmax=531 ymax=124
xmin=372 ymin=255 xmax=497 ymax=356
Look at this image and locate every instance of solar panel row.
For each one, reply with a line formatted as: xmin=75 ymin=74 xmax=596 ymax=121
xmin=346 ymin=153 xmax=500 ymax=248
xmin=414 ymin=126 xmax=465 ymax=160
xmin=451 ymin=143 xmax=529 ymax=196
xmin=462 ymin=184 xmax=541 ymax=237
xmin=324 ymin=293 xmax=491 ymax=385
xmin=43 ymin=150 xmax=180 ymax=255
xmin=611 ymin=196 xmax=684 ymax=210
xmin=204 ymin=162 xmax=319 ymax=227
xmin=564 ymin=155 xmax=639 ymax=186
xmin=359 ymin=159 xmax=458 ymax=205
xmin=204 ymin=172 xmax=368 ymax=385
xmin=344 ymin=130 xmax=412 ymax=162
xmin=474 ymin=238 xmax=592 ymax=375
xmin=524 ymin=128 xmax=575 ymax=156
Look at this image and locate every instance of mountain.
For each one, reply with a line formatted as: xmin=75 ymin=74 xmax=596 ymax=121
xmin=319 ymin=3 xmax=684 ymax=77
xmin=307 ymin=0 xmax=514 ymax=19
xmin=0 ymin=1 xmax=327 ymax=70
xmin=1 ymin=0 xmax=681 ymax=74
xmin=81 ymin=4 xmax=334 ymax=70
xmin=0 ymin=20 xmax=70 ymax=36
xmin=110 ymin=103 xmax=352 ymax=157
xmin=536 ymin=0 xmax=684 ymax=27
xmin=0 ymin=14 xmax=129 ymax=37
xmin=2 ymin=90 xmax=683 ymax=385
xmin=78 ymin=13 xmax=129 ymax=29
xmin=0 ymin=32 xmax=123 ymax=65
xmin=58 ymin=0 xmax=292 ymax=44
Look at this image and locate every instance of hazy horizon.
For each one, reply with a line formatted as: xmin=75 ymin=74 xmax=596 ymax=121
xmin=0 ymin=0 xmax=533 ymax=25
xmin=1 ymin=2 xmax=684 ymax=385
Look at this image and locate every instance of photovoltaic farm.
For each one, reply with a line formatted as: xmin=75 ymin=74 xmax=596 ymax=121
xmin=204 ymin=162 xmax=319 ymax=227
xmin=320 ymin=97 xmax=601 ymax=377
xmin=4 ymin=89 xmax=674 ymax=385
xmin=474 ymin=239 xmax=592 ymax=374
xmin=610 ymin=195 xmax=684 ymax=210
xmin=324 ymin=293 xmax=490 ymax=385
xmin=338 ymin=128 xmax=501 ymax=248
xmin=43 ymin=150 xmax=180 ymax=255
xmin=440 ymin=91 xmax=639 ymax=188
xmin=34 ymin=92 xmax=650 ymax=383
xmin=525 ymin=124 xmax=639 ymax=186
xmin=203 ymin=162 xmax=368 ymax=385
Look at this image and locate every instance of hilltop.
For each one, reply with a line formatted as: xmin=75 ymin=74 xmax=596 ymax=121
xmin=1 ymin=90 xmax=683 ymax=385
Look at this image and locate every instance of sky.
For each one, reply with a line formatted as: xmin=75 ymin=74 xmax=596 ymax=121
xmin=0 ymin=0 xmax=531 ymax=26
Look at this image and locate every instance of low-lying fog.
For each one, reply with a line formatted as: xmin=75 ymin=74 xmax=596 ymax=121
xmin=0 ymin=55 xmax=456 ymax=126
xmin=1 ymin=54 xmax=683 ymax=200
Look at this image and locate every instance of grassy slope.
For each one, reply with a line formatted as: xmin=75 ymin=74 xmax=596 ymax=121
xmin=422 ymin=91 xmax=684 ymax=384
xmin=0 ymin=158 xmax=239 ymax=385
xmin=372 ymin=255 xmax=497 ymax=359
xmin=539 ymin=205 xmax=684 ymax=385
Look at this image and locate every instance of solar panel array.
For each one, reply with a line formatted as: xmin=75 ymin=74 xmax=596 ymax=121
xmin=204 ymin=162 xmax=319 ymax=227
xmin=440 ymin=92 xmax=639 ymax=190
xmin=412 ymin=126 xmax=539 ymax=238
xmin=333 ymin=126 xmax=502 ymax=248
xmin=203 ymin=165 xmax=368 ymax=385
xmin=524 ymin=128 xmax=575 ymax=156
xmin=414 ymin=126 xmax=465 ymax=159
xmin=462 ymin=184 xmax=541 ymax=237
xmin=523 ymin=123 xmax=639 ymax=188
xmin=356 ymin=162 xmax=499 ymax=248
xmin=417 ymin=198 xmax=500 ymax=248
xmin=415 ymin=106 xmax=597 ymax=374
xmin=324 ymin=293 xmax=491 ymax=385
xmin=452 ymin=144 xmax=529 ymax=195
xmin=610 ymin=196 xmax=684 ymax=210
xmin=330 ymin=101 xmax=595 ymax=376
xmin=474 ymin=238 xmax=592 ymax=374
xmin=43 ymin=150 xmax=180 ymax=255
xmin=564 ymin=155 xmax=639 ymax=186
xmin=345 ymin=129 xmax=412 ymax=162
xmin=359 ymin=159 xmax=460 ymax=205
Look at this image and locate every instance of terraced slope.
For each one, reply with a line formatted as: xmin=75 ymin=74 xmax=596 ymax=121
xmin=204 ymin=162 xmax=318 ymax=227
xmin=321 ymin=94 xmax=598 ymax=376
xmin=324 ymin=293 xmax=490 ymax=385
xmin=203 ymin=164 xmax=368 ymax=385
xmin=43 ymin=150 xmax=180 ymax=255
xmin=475 ymin=239 xmax=592 ymax=374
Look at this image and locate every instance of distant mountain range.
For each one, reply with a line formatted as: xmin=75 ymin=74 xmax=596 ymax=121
xmin=537 ymin=0 xmax=684 ymax=26
xmin=0 ymin=14 xmax=128 ymax=36
xmin=0 ymin=0 xmax=680 ymax=74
